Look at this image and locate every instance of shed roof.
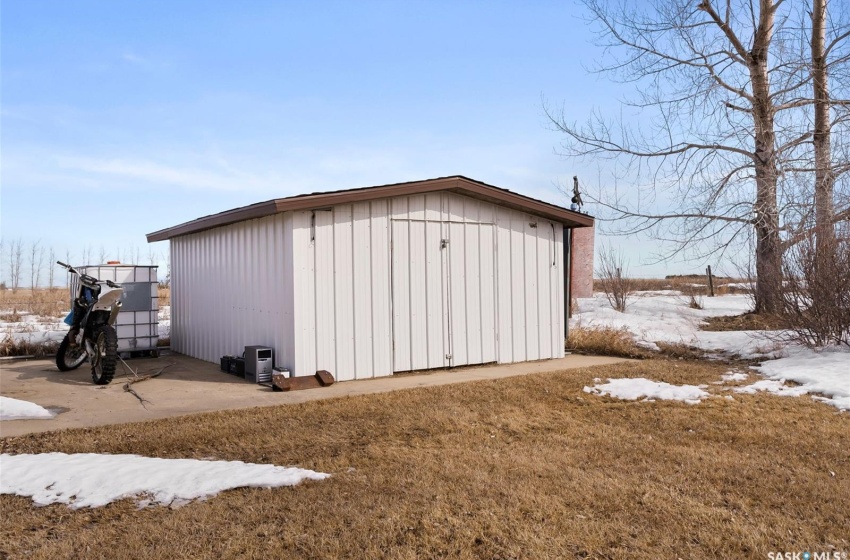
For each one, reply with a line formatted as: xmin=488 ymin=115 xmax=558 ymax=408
xmin=146 ymin=175 xmax=593 ymax=242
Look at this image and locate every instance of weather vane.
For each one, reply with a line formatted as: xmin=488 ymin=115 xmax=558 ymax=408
xmin=570 ymin=176 xmax=583 ymax=212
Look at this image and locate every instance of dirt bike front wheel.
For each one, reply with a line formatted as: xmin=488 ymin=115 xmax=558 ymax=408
xmin=56 ymin=333 xmax=86 ymax=371
xmin=90 ymin=324 xmax=118 ymax=385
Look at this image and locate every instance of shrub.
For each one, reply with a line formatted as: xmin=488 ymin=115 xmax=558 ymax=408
xmin=781 ymin=229 xmax=850 ymax=347
xmin=596 ymin=244 xmax=634 ymax=312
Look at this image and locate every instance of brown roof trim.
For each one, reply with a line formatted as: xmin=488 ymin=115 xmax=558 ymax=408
xmin=146 ymin=175 xmax=593 ymax=242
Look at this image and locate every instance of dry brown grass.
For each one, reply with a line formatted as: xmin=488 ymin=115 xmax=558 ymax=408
xmin=0 ymin=335 xmax=59 ymax=358
xmin=2 ymin=359 xmax=848 ymax=559
xmin=0 ymin=288 xmax=68 ymax=318
xmin=567 ymin=325 xmax=652 ymax=358
xmin=568 ymin=326 xmax=711 ymax=362
xmin=702 ymin=313 xmax=788 ymax=332
xmin=158 ymin=286 xmax=170 ymax=307
xmin=0 ymin=287 xmax=170 ymax=314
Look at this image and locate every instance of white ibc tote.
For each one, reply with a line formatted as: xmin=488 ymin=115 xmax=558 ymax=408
xmin=73 ymin=263 xmax=160 ymax=355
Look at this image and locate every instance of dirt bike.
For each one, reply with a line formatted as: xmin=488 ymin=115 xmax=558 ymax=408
xmin=55 ymin=261 xmax=124 ymax=385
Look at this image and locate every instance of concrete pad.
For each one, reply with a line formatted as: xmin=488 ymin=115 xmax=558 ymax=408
xmin=1 ymin=352 xmax=629 ymax=437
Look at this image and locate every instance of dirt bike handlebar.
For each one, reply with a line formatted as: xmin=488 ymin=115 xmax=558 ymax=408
xmin=56 ymin=261 xmax=122 ymax=288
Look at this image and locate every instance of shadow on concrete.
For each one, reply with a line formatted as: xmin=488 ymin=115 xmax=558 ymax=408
xmin=10 ymin=352 xmax=268 ymax=391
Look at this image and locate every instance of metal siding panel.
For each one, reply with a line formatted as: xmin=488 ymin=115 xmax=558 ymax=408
xmin=495 ymin=208 xmax=513 ymax=363
xmin=294 ymin=211 xmax=317 ymax=376
xmin=352 ymin=202 xmax=374 ymax=379
xmin=391 ymin=219 xmax=411 ymax=371
xmin=259 ymin=220 xmax=271 ymax=357
xmin=479 ymin=201 xmax=496 ymax=224
xmin=552 ymin=224 xmax=566 ymax=358
xmin=333 ymin=205 xmax=356 ymax=381
xmin=525 ymin=220 xmax=540 ymax=360
xmin=391 ymin=197 xmax=409 ymax=220
xmin=176 ymin=237 xmax=185 ymax=356
xmin=190 ymin=233 xmax=200 ymax=358
xmin=204 ymin=235 xmax=215 ymax=361
xmin=409 ymin=220 xmax=428 ymax=370
xmin=441 ymin=221 xmax=452 ymax=366
xmin=537 ymin=221 xmax=553 ymax=359
xmin=280 ymin=212 xmax=296 ymax=371
xmin=169 ymin=238 xmax=182 ymax=354
xmin=370 ymin=200 xmax=393 ymax=377
xmin=314 ymin=210 xmax=336 ymax=376
xmin=464 ymin=198 xmax=480 ymax=223
xmin=186 ymin=235 xmax=195 ymax=359
xmin=408 ymin=194 xmax=426 ymax=221
xmin=464 ymin=223 xmax=482 ymax=364
xmin=425 ymin=220 xmax=445 ymax=368
xmin=480 ymin=224 xmax=497 ymax=363
xmin=173 ymin=239 xmax=184 ymax=354
xmin=510 ymin=212 xmax=527 ymax=361
xmin=424 ymin=193 xmax=442 ymax=221
xmin=447 ymin=193 xmax=465 ymax=222
xmin=448 ymin=221 xmax=467 ymax=366
xmin=208 ymin=230 xmax=221 ymax=362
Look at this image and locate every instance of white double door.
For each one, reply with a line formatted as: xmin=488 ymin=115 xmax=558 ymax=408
xmin=391 ymin=219 xmax=496 ymax=372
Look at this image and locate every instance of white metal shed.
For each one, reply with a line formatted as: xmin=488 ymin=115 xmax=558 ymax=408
xmin=147 ymin=176 xmax=594 ymax=381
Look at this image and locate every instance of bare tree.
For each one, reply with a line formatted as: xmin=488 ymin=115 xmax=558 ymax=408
xmin=98 ymin=246 xmax=107 ymax=265
xmin=29 ymin=240 xmax=45 ymax=290
xmin=64 ymin=248 xmax=73 ymax=287
xmin=548 ymin=0 xmax=850 ymax=314
xmin=7 ymin=238 xmax=24 ymax=291
xmin=808 ymin=0 xmax=850 ymax=264
xmin=48 ymin=247 xmax=56 ymax=288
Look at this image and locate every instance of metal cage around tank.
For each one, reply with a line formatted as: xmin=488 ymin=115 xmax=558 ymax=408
xmin=70 ymin=264 xmax=160 ymax=355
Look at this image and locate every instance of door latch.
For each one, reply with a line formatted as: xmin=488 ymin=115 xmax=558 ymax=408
xmin=440 ymin=239 xmax=449 ymax=249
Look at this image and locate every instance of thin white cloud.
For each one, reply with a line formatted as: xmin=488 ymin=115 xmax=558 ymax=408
xmin=54 ymin=155 xmax=281 ymax=193
xmin=122 ymin=52 xmax=147 ymax=64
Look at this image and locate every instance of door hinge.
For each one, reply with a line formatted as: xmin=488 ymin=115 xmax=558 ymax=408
xmin=440 ymin=239 xmax=449 ymax=249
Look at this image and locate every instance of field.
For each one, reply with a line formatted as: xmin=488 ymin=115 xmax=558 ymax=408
xmin=592 ymin=275 xmax=753 ymax=296
xmin=2 ymin=358 xmax=848 ymax=559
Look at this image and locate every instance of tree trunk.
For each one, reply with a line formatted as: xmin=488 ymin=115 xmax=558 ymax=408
xmin=750 ymin=0 xmax=783 ymax=314
xmin=812 ymin=0 xmax=835 ymax=259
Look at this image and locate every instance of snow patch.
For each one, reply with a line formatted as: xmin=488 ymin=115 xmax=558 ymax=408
xmin=733 ymin=379 xmax=809 ymax=397
xmin=721 ymin=371 xmax=749 ymax=382
xmin=583 ymin=378 xmax=710 ymax=405
xmin=750 ymin=346 xmax=850 ymax=411
xmin=0 ymin=396 xmax=55 ymax=421
xmin=0 ymin=453 xmax=330 ymax=509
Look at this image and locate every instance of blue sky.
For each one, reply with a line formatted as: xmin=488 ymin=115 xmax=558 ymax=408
xmin=2 ymin=0 xmax=699 ymax=282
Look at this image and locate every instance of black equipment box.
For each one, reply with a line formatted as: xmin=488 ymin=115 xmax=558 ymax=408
xmin=220 ymin=355 xmax=245 ymax=378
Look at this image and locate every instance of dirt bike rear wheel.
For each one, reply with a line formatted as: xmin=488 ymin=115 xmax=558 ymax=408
xmin=56 ymin=333 xmax=87 ymax=371
xmin=91 ymin=325 xmax=118 ymax=385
